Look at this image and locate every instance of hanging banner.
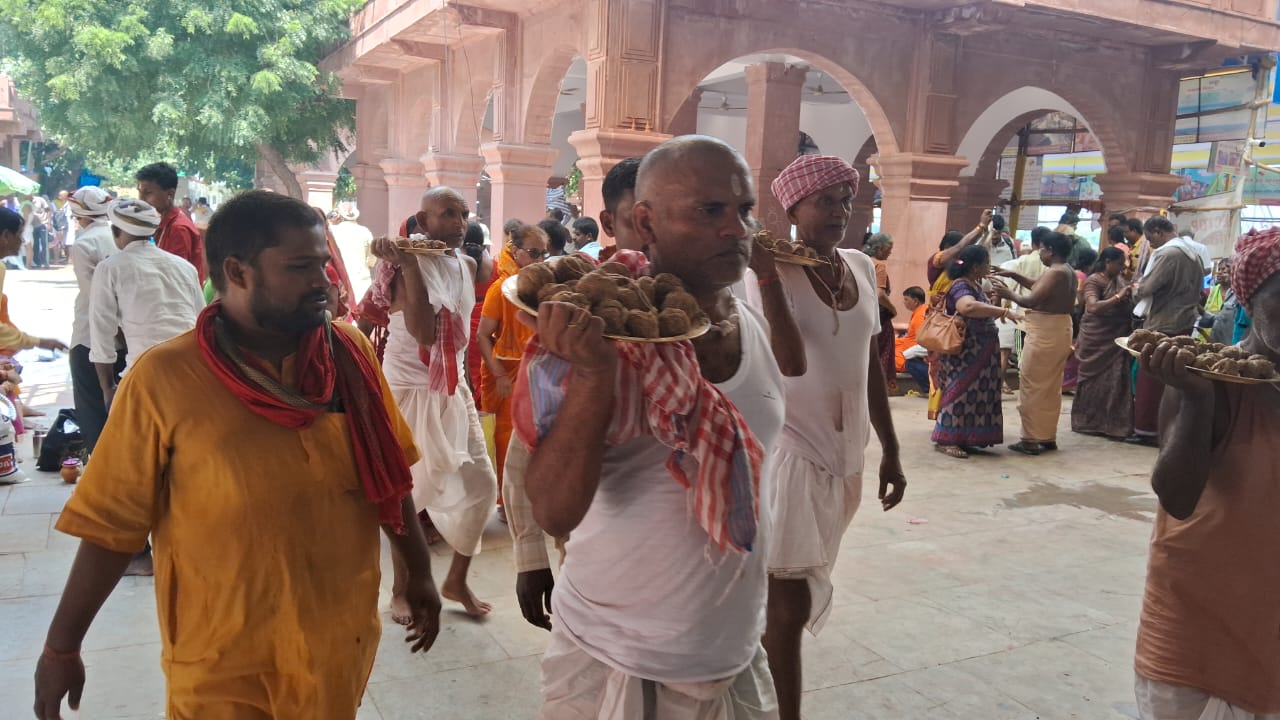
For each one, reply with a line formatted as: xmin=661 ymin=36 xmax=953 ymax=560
xmin=1171 ymin=191 xmax=1241 ymax=259
xmin=1209 ymin=141 xmax=1247 ymax=174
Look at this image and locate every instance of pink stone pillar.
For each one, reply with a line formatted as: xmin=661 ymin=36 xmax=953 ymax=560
xmin=568 ymin=130 xmax=670 ymax=222
xmin=948 ymin=176 xmax=1010 ymax=231
xmin=296 ymin=170 xmax=338 ymax=211
xmin=744 ymin=63 xmax=805 ymax=239
xmin=1094 ymin=172 xmax=1184 ymax=216
xmin=480 ymin=143 xmax=558 ymax=246
xmin=352 ymin=162 xmax=390 ymax=238
xmin=379 ymin=158 xmax=429 ymax=237
xmin=842 ymin=175 xmax=881 ymax=249
xmin=421 ymin=152 xmax=485 ymax=211
xmin=874 ymin=152 xmax=968 ymax=297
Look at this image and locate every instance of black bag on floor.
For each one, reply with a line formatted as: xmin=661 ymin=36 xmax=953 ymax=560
xmin=37 ymin=408 xmax=85 ymax=471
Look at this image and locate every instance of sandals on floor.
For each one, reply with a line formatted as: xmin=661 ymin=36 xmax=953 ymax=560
xmin=935 ymin=444 xmax=969 ymax=459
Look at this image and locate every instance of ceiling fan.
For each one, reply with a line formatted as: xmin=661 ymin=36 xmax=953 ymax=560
xmin=804 ymin=80 xmax=848 ymax=98
xmin=699 ymin=92 xmax=747 ymax=112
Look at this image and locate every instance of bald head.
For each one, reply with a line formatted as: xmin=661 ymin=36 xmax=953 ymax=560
xmin=421 ymin=186 xmax=467 ymax=213
xmin=416 ymin=186 xmax=470 ymax=247
xmin=632 ymin=135 xmax=756 ymax=296
xmin=636 ymin=135 xmax=750 ymax=204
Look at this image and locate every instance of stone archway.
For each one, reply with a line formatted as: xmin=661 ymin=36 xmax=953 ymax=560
xmin=955 ymin=86 xmax=1125 ymax=177
xmin=521 ymin=45 xmax=585 ymax=147
xmin=952 ymin=87 xmax=1124 ymax=229
xmin=665 ymin=47 xmax=900 ymax=157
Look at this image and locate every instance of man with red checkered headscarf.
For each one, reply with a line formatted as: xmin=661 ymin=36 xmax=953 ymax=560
xmin=745 ymin=154 xmax=906 ymax=720
xmin=1132 ymin=227 xmax=1280 ymax=719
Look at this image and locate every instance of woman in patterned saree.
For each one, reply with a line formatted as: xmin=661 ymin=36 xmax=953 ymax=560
xmin=932 ymin=245 xmax=1018 ymax=459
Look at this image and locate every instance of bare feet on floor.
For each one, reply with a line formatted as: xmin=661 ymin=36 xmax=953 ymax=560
xmin=441 ymin=579 xmax=493 ymax=618
xmin=390 ymin=593 xmax=412 ymax=625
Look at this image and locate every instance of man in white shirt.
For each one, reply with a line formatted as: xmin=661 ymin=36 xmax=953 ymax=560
xmin=190 ymin=197 xmax=213 ymax=232
xmin=90 ymin=199 xmax=204 ymax=410
xmin=330 ymin=206 xmax=374 ymax=302
xmin=998 ymin=226 xmax=1051 ymax=388
xmin=524 ymin=136 xmax=787 ymax=718
xmin=67 ymin=186 xmax=120 ymax=451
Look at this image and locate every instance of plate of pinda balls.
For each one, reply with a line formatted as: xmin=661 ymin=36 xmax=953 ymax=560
xmin=1118 ymin=330 xmax=1280 ymax=384
xmin=503 ymin=256 xmax=712 ymax=342
xmin=754 ymin=230 xmax=828 ymax=268
xmin=394 ymin=236 xmax=450 ymax=255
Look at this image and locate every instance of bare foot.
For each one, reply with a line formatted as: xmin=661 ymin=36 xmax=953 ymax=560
xmin=20 ymin=406 xmax=45 ymax=418
xmin=441 ymin=579 xmax=493 ymax=618
xmin=125 ymin=553 xmax=154 ymax=577
xmin=390 ymin=593 xmax=412 ymax=625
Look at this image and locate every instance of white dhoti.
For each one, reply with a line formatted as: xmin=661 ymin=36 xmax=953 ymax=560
xmin=765 ymin=449 xmax=862 ymax=635
xmin=393 ymin=382 xmax=497 ymax=557
xmin=538 ymin=625 xmax=778 ymax=720
xmin=1136 ymin=674 xmax=1280 ymax=720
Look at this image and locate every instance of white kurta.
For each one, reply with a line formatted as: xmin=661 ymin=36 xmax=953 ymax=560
xmin=381 ymin=256 xmax=495 ymax=556
xmin=70 ymin=220 xmax=116 ymax=349
xmin=89 ymin=241 xmax=203 ymax=372
xmin=331 ymin=221 xmax=373 ymax=302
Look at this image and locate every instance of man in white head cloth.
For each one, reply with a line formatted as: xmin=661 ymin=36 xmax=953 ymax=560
xmin=90 ymin=198 xmax=204 ymax=412
xmin=67 ymin=186 xmax=121 ymax=451
xmin=330 ymin=203 xmax=374 ymax=301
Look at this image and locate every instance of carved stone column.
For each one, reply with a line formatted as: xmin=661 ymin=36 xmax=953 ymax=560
xmin=567 ymin=130 xmax=669 ymax=221
xmin=481 ymin=143 xmax=559 ymax=244
xmin=379 ymin=158 xmax=429 ymax=236
xmin=874 ymin=152 xmax=968 ymax=297
xmin=744 ymin=62 xmax=806 ymax=239
xmin=422 ymin=152 xmax=485 ymax=210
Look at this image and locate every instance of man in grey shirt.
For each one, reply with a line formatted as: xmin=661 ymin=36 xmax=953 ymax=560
xmin=1130 ymin=216 xmax=1206 ymax=445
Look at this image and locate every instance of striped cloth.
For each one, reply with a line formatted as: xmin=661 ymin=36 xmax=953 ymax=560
xmin=546 ymin=187 xmax=573 ymax=218
xmin=1233 ymin=227 xmax=1280 ymax=308
xmin=419 ymin=307 xmax=466 ymax=395
xmin=511 ymin=302 xmax=765 ymax=553
xmin=365 ymin=259 xmax=469 ymax=395
xmin=770 ymin=154 xmax=860 ymax=212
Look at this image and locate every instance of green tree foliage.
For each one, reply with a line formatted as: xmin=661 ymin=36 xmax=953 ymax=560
xmin=0 ymin=0 xmax=362 ymax=196
xmin=333 ymin=165 xmax=356 ymax=201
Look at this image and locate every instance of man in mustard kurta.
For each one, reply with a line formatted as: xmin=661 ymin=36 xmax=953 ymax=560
xmin=33 ymin=191 xmax=442 ymax=720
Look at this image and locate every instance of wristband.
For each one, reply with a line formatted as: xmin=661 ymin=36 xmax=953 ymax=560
xmin=757 ymin=274 xmax=781 ymax=288
xmin=43 ymin=644 xmax=80 ymax=662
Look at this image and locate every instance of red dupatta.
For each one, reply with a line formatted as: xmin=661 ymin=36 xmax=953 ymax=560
xmin=195 ymin=303 xmax=414 ymax=532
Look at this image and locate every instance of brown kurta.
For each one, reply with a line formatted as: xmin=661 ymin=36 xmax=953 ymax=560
xmin=1136 ymin=384 xmax=1280 ymax=713
xmin=1071 ymin=273 xmax=1134 ymax=438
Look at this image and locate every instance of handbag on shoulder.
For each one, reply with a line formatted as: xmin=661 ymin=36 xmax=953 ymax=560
xmin=917 ymin=294 xmax=966 ymax=355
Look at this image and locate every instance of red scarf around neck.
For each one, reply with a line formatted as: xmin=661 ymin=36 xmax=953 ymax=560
xmin=195 ymin=303 xmax=413 ymax=532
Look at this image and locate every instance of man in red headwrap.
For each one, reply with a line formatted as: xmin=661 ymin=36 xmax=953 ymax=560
xmin=34 ymin=191 xmax=442 ymax=720
xmin=749 ymin=154 xmax=907 ymax=720
xmin=1132 ymin=227 xmax=1280 ymax=720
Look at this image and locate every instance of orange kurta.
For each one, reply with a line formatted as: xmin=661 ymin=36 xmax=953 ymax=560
xmin=56 ymin=323 xmax=418 ymax=720
xmin=479 ymin=278 xmax=533 ymax=488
